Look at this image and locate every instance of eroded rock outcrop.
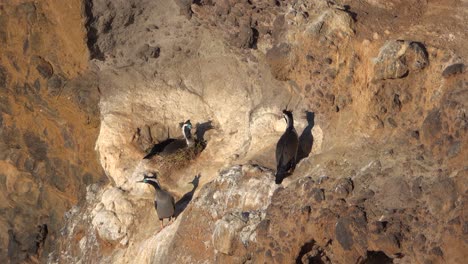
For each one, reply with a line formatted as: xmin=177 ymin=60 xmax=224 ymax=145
xmin=0 ymin=1 xmax=105 ymax=262
xmin=373 ymin=40 xmax=429 ymax=80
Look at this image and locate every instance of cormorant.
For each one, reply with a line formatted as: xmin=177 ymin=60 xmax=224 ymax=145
xmin=275 ymin=110 xmax=299 ymax=184
xmin=143 ymin=120 xmax=195 ymax=159
xmin=137 ymin=173 xmax=175 ymax=229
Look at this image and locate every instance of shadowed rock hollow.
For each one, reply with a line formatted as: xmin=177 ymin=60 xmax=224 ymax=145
xmin=0 ymin=0 xmax=466 ymax=263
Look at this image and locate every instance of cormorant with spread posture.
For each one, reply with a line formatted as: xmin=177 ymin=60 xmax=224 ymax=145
xmin=143 ymin=120 xmax=195 ymax=159
xmin=137 ymin=173 xmax=175 ymax=229
xmin=275 ymin=110 xmax=299 ymax=184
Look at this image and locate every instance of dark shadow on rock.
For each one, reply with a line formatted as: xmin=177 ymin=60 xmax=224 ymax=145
xmin=84 ymin=0 xmax=105 ymax=60
xmin=295 ymin=239 xmax=329 ymax=264
xmin=297 ymin=111 xmax=315 ymax=162
xmin=195 ymin=120 xmax=214 ymax=142
xmin=342 ymin=5 xmax=358 ymax=22
xmin=363 ymin=251 xmax=393 ymax=264
xmin=251 ymin=27 xmax=259 ymax=49
xmin=174 ymin=174 xmax=200 ymax=217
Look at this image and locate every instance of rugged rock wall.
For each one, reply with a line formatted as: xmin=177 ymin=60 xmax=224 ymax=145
xmin=0 ymin=1 xmax=106 ymax=262
xmin=1 ymin=0 xmax=466 ymax=263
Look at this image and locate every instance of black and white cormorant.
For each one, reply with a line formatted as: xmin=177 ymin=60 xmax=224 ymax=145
xmin=137 ymin=173 xmax=175 ymax=229
xmin=144 ymin=120 xmax=195 ymax=158
xmin=275 ymin=110 xmax=299 ymax=184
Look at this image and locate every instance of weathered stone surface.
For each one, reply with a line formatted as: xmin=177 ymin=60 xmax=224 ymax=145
xmin=92 ymin=210 xmax=127 ymax=243
xmin=374 ymin=41 xmax=409 ymax=79
xmin=33 ymin=56 xmax=54 ymax=79
xmin=422 ymin=109 xmax=442 ymax=142
xmin=0 ymin=66 xmax=7 ymax=89
xmin=333 ymin=178 xmax=353 ymax=199
xmin=266 ymin=43 xmax=294 ymax=81
xmin=22 ymin=131 xmax=48 ymax=161
xmin=335 ymin=217 xmax=354 ymax=250
xmin=306 ymin=9 xmax=355 ymax=39
xmin=373 ymin=40 xmax=429 ymax=80
xmin=212 ymin=213 xmax=246 ymax=255
xmin=137 ymin=44 xmax=160 ymax=61
xmin=0 ymin=1 xmax=103 ymax=262
xmin=233 ymin=24 xmax=256 ymax=49
xmin=47 ymin=74 xmax=66 ymax=96
xmin=442 ymin=63 xmax=465 ymax=78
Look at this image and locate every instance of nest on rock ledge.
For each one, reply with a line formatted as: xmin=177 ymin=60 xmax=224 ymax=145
xmin=144 ymin=140 xmax=206 ymax=175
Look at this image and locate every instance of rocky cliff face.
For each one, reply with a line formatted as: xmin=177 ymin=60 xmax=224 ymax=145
xmin=0 ymin=1 xmax=106 ymax=262
xmin=1 ymin=0 xmax=466 ymax=263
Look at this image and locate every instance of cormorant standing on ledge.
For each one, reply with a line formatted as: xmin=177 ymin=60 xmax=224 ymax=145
xmin=275 ymin=110 xmax=299 ymax=184
xmin=137 ymin=173 xmax=175 ymax=229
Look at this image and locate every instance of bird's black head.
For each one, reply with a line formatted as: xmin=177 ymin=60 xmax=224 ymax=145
xmin=189 ymin=174 xmax=201 ymax=187
xmin=179 ymin=120 xmax=192 ymax=129
xmin=282 ymin=109 xmax=293 ymax=117
xmin=181 ymin=120 xmax=193 ymax=141
xmin=137 ymin=173 xmax=158 ymax=184
xmin=282 ymin=109 xmax=294 ymax=126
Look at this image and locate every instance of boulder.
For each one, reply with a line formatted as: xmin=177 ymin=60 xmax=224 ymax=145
xmin=92 ymin=210 xmax=127 ymax=243
xmin=442 ymin=63 xmax=465 ymax=78
xmin=373 ymin=40 xmax=429 ymax=80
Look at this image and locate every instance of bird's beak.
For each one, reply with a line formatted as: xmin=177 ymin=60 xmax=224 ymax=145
xmin=136 ymin=180 xmax=144 ymax=183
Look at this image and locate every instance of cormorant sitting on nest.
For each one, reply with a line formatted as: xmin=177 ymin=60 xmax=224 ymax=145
xmin=143 ymin=120 xmax=195 ymax=159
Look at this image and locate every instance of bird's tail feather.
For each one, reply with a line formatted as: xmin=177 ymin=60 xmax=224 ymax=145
xmin=276 ymin=159 xmax=296 ymax=184
xmin=275 ymin=166 xmax=288 ymax=184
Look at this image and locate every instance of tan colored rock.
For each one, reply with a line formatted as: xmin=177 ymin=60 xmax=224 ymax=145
xmin=213 ymin=217 xmax=242 ymax=255
xmin=306 ymin=9 xmax=355 ymax=39
xmin=92 ymin=210 xmax=127 ymax=243
xmin=373 ymin=40 xmax=429 ymax=80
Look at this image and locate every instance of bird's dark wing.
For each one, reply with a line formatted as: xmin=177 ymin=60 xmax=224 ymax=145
xmin=154 ymin=200 xmax=158 ymax=210
xmin=143 ymin=138 xmax=177 ymax=159
xmin=171 ymin=196 xmax=176 ymax=210
xmin=155 ymin=190 xmax=176 ymax=219
xmin=160 ymin=139 xmax=186 ymax=156
xmin=276 ymin=131 xmax=299 ymax=168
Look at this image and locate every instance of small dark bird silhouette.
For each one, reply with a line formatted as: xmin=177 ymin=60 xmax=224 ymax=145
xmin=137 ymin=173 xmax=175 ymax=229
xmin=275 ymin=110 xmax=299 ymax=184
xmin=174 ymin=174 xmax=200 ymax=217
xmin=297 ymin=111 xmax=315 ymax=162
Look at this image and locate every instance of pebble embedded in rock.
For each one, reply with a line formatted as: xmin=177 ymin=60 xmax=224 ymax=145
xmin=0 ymin=66 xmax=8 ymax=89
xmin=47 ymin=74 xmax=65 ymax=96
xmin=442 ymin=63 xmax=464 ymax=78
xmin=34 ymin=57 xmax=54 ymax=79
